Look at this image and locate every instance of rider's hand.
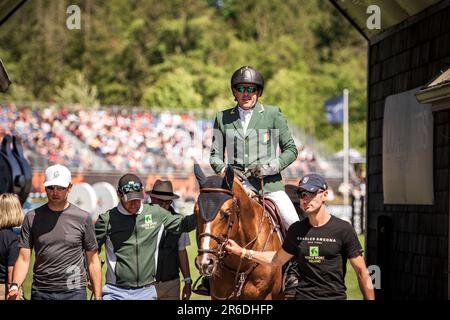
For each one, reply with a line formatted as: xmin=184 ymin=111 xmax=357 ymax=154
xmin=225 ymin=239 xmax=242 ymax=256
xmin=250 ymin=159 xmax=279 ymax=178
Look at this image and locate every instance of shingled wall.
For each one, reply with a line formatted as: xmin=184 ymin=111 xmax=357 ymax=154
xmin=366 ymin=2 xmax=450 ymax=299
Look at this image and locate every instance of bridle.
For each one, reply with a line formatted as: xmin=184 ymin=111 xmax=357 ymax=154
xmin=197 ymin=187 xmax=239 ymax=261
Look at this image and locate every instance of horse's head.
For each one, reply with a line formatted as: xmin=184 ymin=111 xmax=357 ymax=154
xmin=194 ymin=164 xmax=240 ymax=276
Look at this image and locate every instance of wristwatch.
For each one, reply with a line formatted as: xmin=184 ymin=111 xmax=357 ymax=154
xmin=9 ymin=283 xmax=19 ymax=291
xmin=183 ymin=277 xmax=192 ymax=285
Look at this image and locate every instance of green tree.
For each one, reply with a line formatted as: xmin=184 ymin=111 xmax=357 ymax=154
xmin=0 ymin=0 xmax=368 ymax=154
xmin=54 ymin=71 xmax=99 ymax=108
xmin=141 ymin=67 xmax=202 ymax=109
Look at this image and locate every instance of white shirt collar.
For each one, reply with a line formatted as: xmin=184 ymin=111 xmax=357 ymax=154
xmin=117 ymin=202 xmax=144 ymax=215
xmin=237 ymin=106 xmax=254 ymax=115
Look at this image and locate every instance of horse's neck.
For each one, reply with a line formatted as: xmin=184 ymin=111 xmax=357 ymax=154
xmin=233 ymin=180 xmax=264 ymax=244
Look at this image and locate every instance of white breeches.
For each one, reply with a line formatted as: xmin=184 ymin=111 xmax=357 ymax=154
xmin=265 ymin=190 xmax=299 ymax=229
xmin=241 ymin=179 xmax=299 ymax=229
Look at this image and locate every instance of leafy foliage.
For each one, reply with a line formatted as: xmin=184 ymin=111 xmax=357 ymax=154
xmin=55 ymin=71 xmax=99 ymax=108
xmin=0 ymin=0 xmax=367 ymax=152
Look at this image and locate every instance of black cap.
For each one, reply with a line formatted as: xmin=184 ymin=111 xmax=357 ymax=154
xmin=298 ymin=173 xmax=328 ymax=193
xmin=118 ymin=174 xmax=144 ymax=201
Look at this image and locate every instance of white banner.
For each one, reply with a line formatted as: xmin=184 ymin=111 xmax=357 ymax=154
xmin=382 ymin=87 xmax=433 ymax=204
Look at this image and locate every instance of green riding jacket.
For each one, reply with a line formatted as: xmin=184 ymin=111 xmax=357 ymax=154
xmin=210 ymin=103 xmax=298 ymax=193
xmin=95 ymin=203 xmax=196 ymax=288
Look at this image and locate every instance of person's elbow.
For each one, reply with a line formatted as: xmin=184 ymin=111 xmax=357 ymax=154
xmin=86 ymin=250 xmax=101 ymax=266
xmin=351 ymin=257 xmax=374 ymax=289
xmin=272 ymin=258 xmax=285 ymax=267
xmin=271 ymin=249 xmax=292 ymax=267
xmin=17 ymin=248 xmax=31 ymax=263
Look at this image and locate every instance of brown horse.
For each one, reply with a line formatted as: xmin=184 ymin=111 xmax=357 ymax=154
xmin=194 ymin=164 xmax=283 ymax=300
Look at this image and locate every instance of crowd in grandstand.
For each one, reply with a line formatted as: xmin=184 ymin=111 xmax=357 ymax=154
xmin=1 ymin=104 xmax=90 ymax=169
xmin=1 ymin=103 xmax=326 ymax=177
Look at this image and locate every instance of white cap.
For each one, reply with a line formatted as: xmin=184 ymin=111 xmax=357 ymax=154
xmin=44 ymin=164 xmax=72 ymax=188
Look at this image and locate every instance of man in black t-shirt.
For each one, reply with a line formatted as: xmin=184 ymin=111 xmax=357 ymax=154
xmin=226 ymin=173 xmax=374 ymax=300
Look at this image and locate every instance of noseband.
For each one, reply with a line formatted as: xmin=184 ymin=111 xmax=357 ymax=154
xmin=198 ymin=187 xmax=239 ymax=260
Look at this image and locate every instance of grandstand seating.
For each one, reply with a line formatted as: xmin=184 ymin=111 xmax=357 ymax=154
xmin=1 ymin=103 xmax=333 ymax=178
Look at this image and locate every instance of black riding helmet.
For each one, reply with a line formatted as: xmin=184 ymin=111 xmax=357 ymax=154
xmin=230 ymin=66 xmax=264 ymax=96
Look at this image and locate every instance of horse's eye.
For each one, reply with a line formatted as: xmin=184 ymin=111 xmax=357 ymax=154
xmin=220 ymin=210 xmax=231 ymax=220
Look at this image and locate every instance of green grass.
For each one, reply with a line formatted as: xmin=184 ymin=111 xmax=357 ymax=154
xmin=22 ymin=232 xmax=365 ymax=300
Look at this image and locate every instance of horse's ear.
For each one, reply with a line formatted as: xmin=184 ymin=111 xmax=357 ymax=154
xmin=194 ymin=162 xmax=207 ymax=188
xmin=223 ymin=165 xmax=234 ymax=190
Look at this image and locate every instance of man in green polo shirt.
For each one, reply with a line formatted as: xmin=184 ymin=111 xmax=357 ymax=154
xmin=95 ymin=174 xmax=197 ymax=300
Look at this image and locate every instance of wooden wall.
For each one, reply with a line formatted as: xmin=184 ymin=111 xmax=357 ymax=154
xmin=367 ymin=3 xmax=450 ymax=299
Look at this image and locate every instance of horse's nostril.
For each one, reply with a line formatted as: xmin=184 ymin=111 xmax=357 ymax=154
xmin=202 ymin=264 xmax=211 ymax=274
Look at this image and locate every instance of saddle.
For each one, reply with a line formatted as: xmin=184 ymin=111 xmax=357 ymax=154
xmin=257 ymin=196 xmax=286 ymax=241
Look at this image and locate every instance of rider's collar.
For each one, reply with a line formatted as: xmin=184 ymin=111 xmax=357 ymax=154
xmin=237 ymin=106 xmax=255 ymax=115
xmin=237 ymin=105 xmax=256 ymax=113
xmin=117 ymin=202 xmax=144 ymax=215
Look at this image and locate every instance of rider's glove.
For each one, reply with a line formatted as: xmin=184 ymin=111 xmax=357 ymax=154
xmin=250 ymin=159 xmax=280 ymax=178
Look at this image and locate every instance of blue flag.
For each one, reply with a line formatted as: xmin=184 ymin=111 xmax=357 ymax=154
xmin=324 ymin=95 xmax=344 ymax=124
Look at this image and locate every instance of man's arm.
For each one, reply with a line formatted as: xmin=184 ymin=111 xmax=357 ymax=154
xmin=349 ymin=255 xmax=375 ymax=300
xmin=86 ymin=250 xmax=102 ymax=299
xmin=7 ymin=248 xmax=31 ymax=300
xmin=226 ymin=239 xmax=293 ymax=266
xmin=178 ymin=249 xmax=191 ymax=300
xmin=7 ymin=266 xmax=14 ymax=285
xmin=210 ymin=115 xmax=226 ymax=173
xmin=163 ymin=210 xmax=197 ymax=234
xmin=274 ymin=107 xmax=298 ymax=170
xmin=94 ymin=211 xmax=110 ymax=251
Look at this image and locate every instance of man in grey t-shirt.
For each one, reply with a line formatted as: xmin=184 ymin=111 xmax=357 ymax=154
xmin=7 ymin=164 xmax=102 ymax=300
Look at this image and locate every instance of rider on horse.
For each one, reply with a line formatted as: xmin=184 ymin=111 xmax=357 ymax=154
xmin=194 ymin=65 xmax=300 ymax=298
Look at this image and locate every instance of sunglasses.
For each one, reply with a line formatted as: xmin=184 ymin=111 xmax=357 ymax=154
xmin=119 ymin=181 xmax=143 ymax=194
xmin=151 ymin=197 xmax=172 ymax=205
xmin=298 ymin=189 xmax=324 ymax=199
xmin=45 ymin=186 xmax=68 ymax=191
xmin=235 ymin=85 xmax=258 ymax=93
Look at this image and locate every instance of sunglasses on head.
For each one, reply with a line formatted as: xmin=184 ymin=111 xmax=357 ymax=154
xmin=45 ymin=185 xmax=68 ymax=191
xmin=119 ymin=181 xmax=143 ymax=194
xmin=297 ymin=189 xmax=324 ymax=199
xmin=235 ymin=85 xmax=258 ymax=93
